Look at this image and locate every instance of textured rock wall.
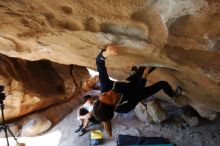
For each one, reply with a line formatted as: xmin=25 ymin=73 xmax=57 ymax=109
xmin=0 ymin=0 xmax=219 ymax=121
xmin=0 ymin=54 xmax=87 ymax=121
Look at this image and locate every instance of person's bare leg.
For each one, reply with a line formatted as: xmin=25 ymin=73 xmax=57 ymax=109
xmin=75 ymin=119 xmax=84 ymax=133
xmin=78 ymin=119 xmax=89 ymax=136
xmin=83 ymin=119 xmax=89 ymax=129
xmin=80 ymin=119 xmax=84 ymax=126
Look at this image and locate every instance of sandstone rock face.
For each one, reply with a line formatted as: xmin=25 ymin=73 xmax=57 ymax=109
xmin=0 ymin=0 xmax=219 ymax=122
xmin=0 ymin=54 xmax=87 ymax=121
xmin=21 ymin=115 xmax=52 ymax=137
xmin=82 ymin=75 xmax=99 ymax=92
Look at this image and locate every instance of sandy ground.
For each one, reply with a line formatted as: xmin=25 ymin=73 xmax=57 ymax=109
xmin=1 ymin=95 xmax=220 ymax=146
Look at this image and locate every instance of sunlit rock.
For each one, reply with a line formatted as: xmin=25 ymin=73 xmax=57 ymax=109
xmin=21 ymin=115 xmax=52 ymax=137
xmin=135 ymin=102 xmax=153 ymax=123
xmin=147 ymin=100 xmax=168 ymax=123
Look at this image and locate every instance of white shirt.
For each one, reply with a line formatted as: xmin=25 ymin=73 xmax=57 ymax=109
xmin=82 ymin=102 xmax=94 ymax=112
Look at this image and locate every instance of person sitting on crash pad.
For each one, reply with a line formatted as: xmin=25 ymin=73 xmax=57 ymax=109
xmin=93 ymin=44 xmax=182 ymax=137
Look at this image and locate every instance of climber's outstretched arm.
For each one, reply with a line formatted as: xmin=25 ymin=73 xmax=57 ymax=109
xmin=96 ymin=44 xmax=118 ymax=93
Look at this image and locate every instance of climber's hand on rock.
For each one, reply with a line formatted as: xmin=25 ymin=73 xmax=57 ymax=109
xmin=142 ymin=67 xmax=152 ymax=78
xmin=142 ymin=67 xmax=156 ymax=78
xmin=103 ymin=44 xmax=118 ymax=58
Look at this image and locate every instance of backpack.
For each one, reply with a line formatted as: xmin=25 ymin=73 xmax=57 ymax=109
xmin=117 ymin=135 xmax=174 ymax=146
xmin=90 ymin=130 xmax=104 ymax=145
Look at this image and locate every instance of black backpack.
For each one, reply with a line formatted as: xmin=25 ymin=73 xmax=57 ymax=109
xmin=117 ymin=135 xmax=174 ymax=146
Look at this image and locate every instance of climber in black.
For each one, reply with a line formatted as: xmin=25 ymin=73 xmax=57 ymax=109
xmin=93 ymin=44 xmax=182 ymax=137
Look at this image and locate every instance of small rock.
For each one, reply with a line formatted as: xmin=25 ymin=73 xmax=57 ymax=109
xmin=147 ymin=100 xmax=168 ymax=123
xmin=180 ymin=113 xmax=199 ymax=127
xmin=135 ymin=102 xmax=153 ymax=123
xmin=21 ymin=115 xmax=52 ymax=136
xmin=113 ymin=124 xmax=140 ymax=136
xmin=180 ymin=125 xmax=186 ymax=129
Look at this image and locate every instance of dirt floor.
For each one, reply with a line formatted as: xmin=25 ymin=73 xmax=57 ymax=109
xmin=1 ymin=93 xmax=220 ymax=146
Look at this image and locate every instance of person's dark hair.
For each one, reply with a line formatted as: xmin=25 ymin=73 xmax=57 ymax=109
xmin=93 ymin=100 xmax=115 ymax=121
xmin=83 ymin=95 xmax=92 ymax=102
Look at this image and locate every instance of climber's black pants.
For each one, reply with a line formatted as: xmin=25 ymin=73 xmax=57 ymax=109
xmin=137 ymin=81 xmax=174 ymax=101
xmin=96 ymin=50 xmax=174 ymax=98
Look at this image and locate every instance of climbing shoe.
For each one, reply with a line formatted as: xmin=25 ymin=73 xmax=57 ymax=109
xmin=75 ymin=125 xmax=83 ymax=133
xmin=172 ymin=86 xmax=182 ymax=99
xmin=78 ymin=128 xmax=86 ymax=136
